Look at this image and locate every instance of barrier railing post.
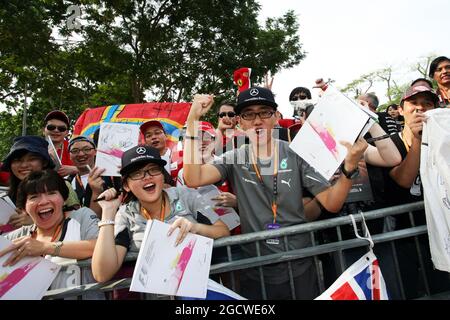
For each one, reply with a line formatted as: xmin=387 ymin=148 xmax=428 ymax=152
xmin=255 ymin=241 xmax=267 ymax=300
xmin=310 ymin=231 xmax=325 ymax=293
xmin=283 ymin=235 xmax=296 ymax=299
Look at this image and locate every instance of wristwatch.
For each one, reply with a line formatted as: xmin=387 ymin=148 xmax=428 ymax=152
xmin=340 ymin=163 xmax=359 ymax=180
xmin=52 ymin=241 xmax=64 ymax=257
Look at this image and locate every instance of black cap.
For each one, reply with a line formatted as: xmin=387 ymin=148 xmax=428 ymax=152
xmin=2 ymin=136 xmax=55 ymax=171
xmin=44 ymin=110 xmax=70 ymax=127
xmin=235 ymin=86 xmax=278 ymax=115
xmin=68 ymin=135 xmax=96 ymax=151
xmin=120 ymin=145 xmax=167 ymax=176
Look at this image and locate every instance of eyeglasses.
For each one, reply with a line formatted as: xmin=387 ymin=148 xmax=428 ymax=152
xmin=218 ymin=112 xmax=236 ymax=118
xmin=69 ymin=147 xmax=95 ymax=155
xmin=46 ymin=124 xmax=68 ymax=132
xmin=291 ymin=95 xmax=308 ymax=101
xmin=128 ymin=167 xmax=163 ymax=180
xmin=240 ymin=110 xmax=275 ymax=121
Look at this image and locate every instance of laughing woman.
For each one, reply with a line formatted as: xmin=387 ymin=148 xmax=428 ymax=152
xmin=92 ymin=145 xmax=230 ymax=283
xmin=0 ymin=170 xmax=100 ymax=299
xmin=1 ymin=136 xmax=80 ymax=232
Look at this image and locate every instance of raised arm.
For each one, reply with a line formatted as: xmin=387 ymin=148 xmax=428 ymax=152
xmin=315 ymin=138 xmax=368 ymax=213
xmin=364 ymin=122 xmax=401 ymax=167
xmin=389 ymin=112 xmax=425 ymax=188
xmin=91 ymin=189 xmax=128 ymax=283
xmin=183 ymin=94 xmax=223 ymax=188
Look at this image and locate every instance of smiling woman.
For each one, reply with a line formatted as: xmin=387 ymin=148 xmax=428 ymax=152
xmin=0 ymin=169 xmax=102 ymax=299
xmin=91 ymin=145 xmax=230 ymax=284
xmin=1 ymin=136 xmax=80 ymax=231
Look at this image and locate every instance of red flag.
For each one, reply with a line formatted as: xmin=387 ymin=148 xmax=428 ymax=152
xmin=233 ymin=67 xmax=252 ymax=92
xmin=73 ymin=102 xmax=191 ymax=150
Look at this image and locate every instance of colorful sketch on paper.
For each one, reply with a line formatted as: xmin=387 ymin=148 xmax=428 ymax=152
xmin=309 ymin=120 xmax=339 ymax=161
xmin=166 ymin=238 xmax=197 ymax=295
xmin=99 ymin=123 xmax=137 ymax=157
xmin=214 ymin=207 xmax=232 ymax=216
xmin=0 ymin=259 xmax=40 ymax=298
xmin=130 ymin=220 xmax=213 ymax=298
xmin=95 ymin=122 xmax=140 ymax=176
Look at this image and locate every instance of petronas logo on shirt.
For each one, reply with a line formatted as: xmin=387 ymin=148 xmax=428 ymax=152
xmin=175 ymin=202 xmax=184 ymax=212
xmin=280 ymin=158 xmax=288 ymax=170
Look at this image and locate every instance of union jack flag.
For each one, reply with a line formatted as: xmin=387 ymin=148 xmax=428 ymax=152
xmin=316 ymin=251 xmax=389 ymax=300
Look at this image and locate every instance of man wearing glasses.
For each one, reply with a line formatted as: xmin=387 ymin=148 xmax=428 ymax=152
xmin=43 ymin=110 xmax=78 ymax=177
xmin=183 ymin=87 xmax=367 ymax=299
xmin=68 ymin=136 xmax=121 ymax=217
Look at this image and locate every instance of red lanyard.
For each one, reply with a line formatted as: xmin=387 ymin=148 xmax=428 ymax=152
xmin=141 ymin=194 xmax=166 ymax=221
xmin=250 ymin=143 xmax=279 ymax=224
xmin=75 ymin=174 xmax=85 ymax=192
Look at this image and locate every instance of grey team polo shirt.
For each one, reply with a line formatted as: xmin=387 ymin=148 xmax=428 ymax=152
xmin=213 ymin=139 xmax=330 ymax=283
xmin=114 ymin=186 xmax=221 ymax=253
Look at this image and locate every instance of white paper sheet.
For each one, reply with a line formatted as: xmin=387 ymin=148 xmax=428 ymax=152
xmin=130 ymin=220 xmax=213 ymax=298
xmin=95 ymin=123 xmax=140 ymax=176
xmin=0 ymin=236 xmax=61 ymax=300
xmin=0 ymin=196 xmax=16 ymax=225
xmin=289 ymin=86 xmax=371 ymax=180
xmin=196 ymin=185 xmax=240 ymax=230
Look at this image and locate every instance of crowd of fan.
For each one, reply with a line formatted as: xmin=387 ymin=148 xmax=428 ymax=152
xmin=0 ymin=56 xmax=449 ymax=300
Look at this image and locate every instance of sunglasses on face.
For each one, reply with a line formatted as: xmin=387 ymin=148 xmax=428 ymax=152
xmin=291 ymin=95 xmax=308 ymax=101
xmin=46 ymin=124 xmax=68 ymax=132
xmin=218 ymin=111 xmax=236 ymax=118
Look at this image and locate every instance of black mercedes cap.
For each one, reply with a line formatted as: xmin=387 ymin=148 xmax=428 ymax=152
xmin=120 ymin=145 xmax=167 ymax=176
xmin=235 ymin=86 xmax=278 ymax=115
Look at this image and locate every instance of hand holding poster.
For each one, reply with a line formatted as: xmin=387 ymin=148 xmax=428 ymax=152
xmin=0 ymin=236 xmax=60 ymax=300
xmin=196 ymin=185 xmax=240 ymax=231
xmin=130 ymin=220 xmax=213 ymax=298
xmin=95 ymin=122 xmax=140 ymax=176
xmin=289 ymin=86 xmax=372 ymax=180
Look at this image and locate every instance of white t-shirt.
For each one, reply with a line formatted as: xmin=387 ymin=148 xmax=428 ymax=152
xmin=161 ymin=148 xmax=172 ymax=174
xmin=71 ymin=174 xmax=89 ymax=190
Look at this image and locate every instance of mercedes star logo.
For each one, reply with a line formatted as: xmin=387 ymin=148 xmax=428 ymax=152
xmin=250 ymin=88 xmax=259 ymax=96
xmin=136 ymin=147 xmax=146 ymax=155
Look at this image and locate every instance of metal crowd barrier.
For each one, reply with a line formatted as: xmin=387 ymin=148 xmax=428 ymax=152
xmin=43 ymin=201 xmax=450 ymax=300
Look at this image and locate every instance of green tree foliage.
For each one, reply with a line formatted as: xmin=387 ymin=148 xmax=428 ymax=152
xmin=342 ymin=54 xmax=436 ymax=112
xmin=0 ymin=0 xmax=304 ymax=158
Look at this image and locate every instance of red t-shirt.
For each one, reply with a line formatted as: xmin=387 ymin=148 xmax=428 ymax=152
xmin=0 ymin=168 xmax=10 ymax=186
xmin=57 ymin=140 xmax=73 ymax=166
